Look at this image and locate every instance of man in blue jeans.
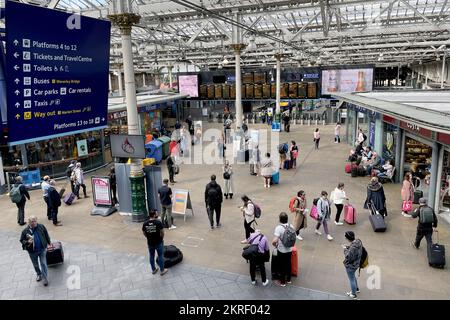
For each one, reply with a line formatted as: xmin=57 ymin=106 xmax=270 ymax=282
xmin=142 ymin=210 xmax=168 ymax=276
xmin=19 ymin=216 xmax=51 ymax=286
xmin=342 ymin=231 xmax=363 ymax=299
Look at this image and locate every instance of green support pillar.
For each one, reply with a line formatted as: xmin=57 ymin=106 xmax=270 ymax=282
xmin=130 ymin=174 xmax=147 ymax=222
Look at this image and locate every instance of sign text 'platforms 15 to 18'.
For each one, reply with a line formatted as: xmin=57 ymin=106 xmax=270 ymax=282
xmin=5 ymin=1 xmax=111 ymax=145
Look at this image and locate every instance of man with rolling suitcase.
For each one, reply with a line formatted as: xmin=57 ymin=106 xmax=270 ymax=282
xmin=411 ymin=198 xmax=437 ymax=249
xmin=19 ymin=216 xmax=51 ymax=286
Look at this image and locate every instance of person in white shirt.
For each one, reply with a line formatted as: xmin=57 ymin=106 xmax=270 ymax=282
xmin=330 ymin=183 xmax=349 ymax=225
xmin=272 ymin=212 xmax=294 ymax=287
xmin=334 ymin=122 xmax=341 ymax=143
xmin=240 ymin=195 xmax=255 ymax=243
xmin=41 ymin=176 xmax=51 ymax=220
xmin=377 ymin=160 xmax=394 ymax=180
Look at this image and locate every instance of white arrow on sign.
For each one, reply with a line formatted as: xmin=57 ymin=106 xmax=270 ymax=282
xmin=14 ymin=78 xmax=20 ymax=84
xmin=14 ymin=65 xmax=19 ymax=71
xmin=14 ymin=90 xmax=20 ymax=96
xmin=13 ymin=52 xmax=19 ymax=58
xmin=13 ymin=40 xmax=19 ymax=46
xmin=15 ymin=102 xmax=20 ymax=108
xmin=101 ymin=118 xmax=105 ymax=122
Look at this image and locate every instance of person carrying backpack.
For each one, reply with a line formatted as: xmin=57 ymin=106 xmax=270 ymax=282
xmin=315 ymin=191 xmax=334 ymax=241
xmin=272 ymin=212 xmax=296 ymax=287
xmin=10 ymin=176 xmax=30 ymax=226
xmin=240 ymin=195 xmax=256 ymax=243
xmin=65 ymin=161 xmax=76 ymax=194
xmin=278 ymin=143 xmax=288 ymax=170
xmin=342 ymin=231 xmax=363 ymax=299
xmin=411 ymin=198 xmax=437 ymax=249
xmin=205 ymin=175 xmax=223 ymax=230
xmin=48 ymin=180 xmax=62 ymax=226
xmin=242 ymin=230 xmax=270 ymax=286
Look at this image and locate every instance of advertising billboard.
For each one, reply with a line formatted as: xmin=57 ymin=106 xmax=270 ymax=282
xmin=321 ymin=68 xmax=373 ymax=94
xmin=5 ymin=1 xmax=111 ymax=145
xmin=110 ymin=134 xmax=145 ymax=159
xmin=178 ymin=75 xmax=199 ymax=98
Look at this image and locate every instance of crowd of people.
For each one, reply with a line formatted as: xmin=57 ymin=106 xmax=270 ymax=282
xmin=11 ymin=117 xmax=442 ymax=300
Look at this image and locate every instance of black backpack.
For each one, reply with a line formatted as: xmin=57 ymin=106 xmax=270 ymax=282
xmin=362 ymin=133 xmax=367 ymax=141
xmin=207 ymin=186 xmax=220 ymax=202
xmin=313 ymin=198 xmax=320 ymax=206
xmin=242 ymin=234 xmax=263 ymax=261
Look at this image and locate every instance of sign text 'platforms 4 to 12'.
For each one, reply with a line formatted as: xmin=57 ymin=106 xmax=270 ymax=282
xmin=5 ymin=1 xmax=111 ymax=145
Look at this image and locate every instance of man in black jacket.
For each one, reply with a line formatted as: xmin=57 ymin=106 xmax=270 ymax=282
xmin=19 ymin=216 xmax=51 ymax=286
xmin=205 ymin=175 xmax=223 ymax=229
xmin=411 ymin=198 xmax=438 ymax=249
xmin=48 ymin=180 xmax=62 ymax=226
xmin=167 ymin=155 xmax=176 ymax=184
xmin=12 ymin=176 xmax=30 ymax=226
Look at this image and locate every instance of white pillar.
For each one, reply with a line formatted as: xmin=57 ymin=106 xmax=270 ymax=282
xmin=142 ymin=73 xmax=146 ymax=88
xmin=441 ymin=53 xmax=446 ymax=89
xmin=396 ymin=66 xmax=400 ymax=86
xmin=118 ymin=69 xmax=123 ymax=96
xmin=155 ymin=73 xmax=160 ymax=87
xmin=275 ymin=54 xmax=281 ymax=115
xmin=108 ymin=73 xmax=112 ymax=95
xmin=168 ymin=67 xmax=173 ymax=88
xmin=233 ymin=45 xmax=244 ymax=130
xmin=425 ymin=73 xmax=428 ymax=89
xmin=121 ymin=33 xmax=139 ymax=135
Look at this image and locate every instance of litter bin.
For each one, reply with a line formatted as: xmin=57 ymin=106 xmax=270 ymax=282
xmin=157 ymin=136 xmax=171 ymax=159
xmin=145 ymin=140 xmax=163 ymax=164
xmin=129 ymin=175 xmax=147 ymax=222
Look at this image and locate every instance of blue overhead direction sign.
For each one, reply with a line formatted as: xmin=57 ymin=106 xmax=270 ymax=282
xmin=5 ymin=1 xmax=111 ymax=146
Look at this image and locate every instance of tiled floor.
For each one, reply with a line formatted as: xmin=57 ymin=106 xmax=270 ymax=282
xmin=1 ymin=123 xmax=449 ymax=300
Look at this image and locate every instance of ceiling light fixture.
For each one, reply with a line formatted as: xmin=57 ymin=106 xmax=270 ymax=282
xmin=222 ymin=57 xmax=229 ymax=65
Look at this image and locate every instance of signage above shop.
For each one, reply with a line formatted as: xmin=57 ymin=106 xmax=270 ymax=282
xmin=108 ymin=110 xmax=127 ymax=121
xmin=5 ymin=1 xmax=111 ymax=146
xmin=400 ymin=120 xmax=432 ymax=139
xmin=138 ymin=104 xmax=159 ymax=113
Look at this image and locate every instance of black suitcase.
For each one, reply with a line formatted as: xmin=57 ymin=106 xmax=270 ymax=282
xmin=271 ymin=252 xmax=281 ymax=281
xmin=413 ymin=190 xmax=423 ymax=204
xmin=369 ymin=201 xmax=387 ymax=232
xmin=351 ymin=166 xmax=358 ymax=178
xmin=46 ymin=241 xmax=64 ymax=266
xmin=357 ymin=166 xmax=366 ymax=177
xmin=427 ymin=232 xmax=445 ymax=268
xmin=164 ymin=245 xmax=183 ymax=268
xmin=369 ymin=214 xmax=387 ymax=232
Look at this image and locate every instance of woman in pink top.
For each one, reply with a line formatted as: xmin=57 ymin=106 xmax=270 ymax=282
xmin=401 ymin=172 xmax=414 ymax=217
xmin=313 ymin=128 xmax=321 ymax=149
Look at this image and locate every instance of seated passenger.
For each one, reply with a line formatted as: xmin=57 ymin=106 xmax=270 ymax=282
xmin=366 ymin=152 xmax=382 ymax=175
xmin=377 ymin=160 xmax=394 ymax=180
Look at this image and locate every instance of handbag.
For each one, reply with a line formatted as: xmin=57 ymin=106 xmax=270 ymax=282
xmin=402 ymin=200 xmax=413 ymax=213
xmin=309 ymin=205 xmax=319 ymax=220
xmin=242 ymin=234 xmax=263 ymax=261
xmin=223 ymin=171 xmax=231 ymax=180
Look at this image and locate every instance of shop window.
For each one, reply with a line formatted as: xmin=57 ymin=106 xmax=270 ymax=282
xmin=440 ymin=150 xmax=450 ymax=210
xmin=383 ymin=123 xmax=397 ymax=162
xmin=404 ymin=137 xmax=432 ymax=185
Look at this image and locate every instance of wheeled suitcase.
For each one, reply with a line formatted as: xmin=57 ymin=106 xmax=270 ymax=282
xmin=63 ymin=192 xmax=76 ymax=205
xmin=283 ymin=159 xmax=292 ymax=170
xmin=351 ymin=165 xmax=358 ymax=178
xmin=413 ymin=190 xmax=423 ymax=204
xmin=428 ymin=243 xmax=446 ymax=268
xmin=344 ymin=204 xmax=356 ymax=225
xmin=271 ymin=251 xmax=281 ymax=280
xmin=369 ymin=214 xmax=386 ymax=232
xmin=46 ymin=241 xmax=64 ymax=266
xmin=427 ymin=232 xmax=445 ymax=268
xmin=357 ymin=166 xmax=366 ymax=177
xmin=272 ymin=171 xmax=280 ymax=185
xmin=345 ymin=163 xmax=352 ymax=174
xmin=291 ymin=246 xmax=298 ymax=277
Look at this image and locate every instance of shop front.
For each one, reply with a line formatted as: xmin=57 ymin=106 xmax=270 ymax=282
xmin=345 ymin=103 xmax=382 ymax=152
xmin=437 ymin=133 xmax=450 ymax=214
xmin=1 ymin=129 xmax=105 ymax=181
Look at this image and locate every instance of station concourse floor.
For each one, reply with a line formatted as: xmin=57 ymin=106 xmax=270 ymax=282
xmin=0 ymin=123 xmax=449 ymax=300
